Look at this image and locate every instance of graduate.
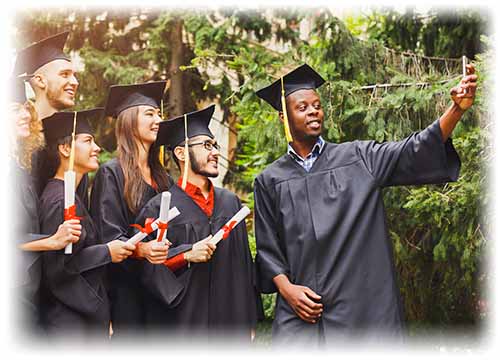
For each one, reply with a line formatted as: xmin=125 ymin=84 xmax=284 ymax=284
xmin=89 ymin=81 xmax=174 ymax=337
xmin=13 ymin=31 xmax=90 ymax=206
xmin=10 ymin=77 xmax=82 ymax=334
xmin=36 ymin=109 xmax=136 ymax=338
xmin=135 ymin=105 xmax=259 ymax=341
xmin=253 ymin=63 xmax=477 ymax=346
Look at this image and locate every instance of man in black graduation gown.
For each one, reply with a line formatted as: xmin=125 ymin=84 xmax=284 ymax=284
xmin=253 ymin=63 xmax=477 ymax=346
xmin=13 ymin=31 xmax=89 ymax=205
xmin=135 ymin=105 xmax=260 ymax=341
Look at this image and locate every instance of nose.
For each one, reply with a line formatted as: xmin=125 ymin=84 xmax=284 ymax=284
xmin=69 ymin=74 xmax=79 ymax=87
xmin=153 ymin=114 xmax=162 ymax=124
xmin=93 ymin=141 xmax=101 ymax=154
xmin=307 ymin=105 xmax=319 ymax=116
xmin=19 ymin=109 xmax=31 ymax=122
xmin=211 ymin=146 xmax=220 ymax=156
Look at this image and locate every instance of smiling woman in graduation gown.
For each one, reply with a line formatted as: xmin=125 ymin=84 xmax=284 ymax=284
xmin=36 ymin=109 xmax=135 ymax=338
xmin=10 ymin=81 xmax=80 ymax=334
xmin=89 ymin=81 xmax=173 ymax=336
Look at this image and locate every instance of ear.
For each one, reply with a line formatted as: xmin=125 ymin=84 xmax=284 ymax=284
xmin=278 ymin=111 xmax=284 ymax=124
xmin=31 ymin=73 xmax=47 ymax=90
xmin=58 ymin=143 xmax=71 ymax=158
xmin=173 ymin=146 xmax=186 ymax=162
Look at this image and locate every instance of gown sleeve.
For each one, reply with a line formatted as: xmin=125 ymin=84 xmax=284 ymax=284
xmin=356 ymin=118 xmax=461 ymax=188
xmin=254 ymin=175 xmax=289 ymax=294
xmin=90 ymin=165 xmax=130 ymax=242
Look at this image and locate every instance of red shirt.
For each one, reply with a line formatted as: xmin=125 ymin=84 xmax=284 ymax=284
xmin=177 ymin=177 xmax=215 ymax=217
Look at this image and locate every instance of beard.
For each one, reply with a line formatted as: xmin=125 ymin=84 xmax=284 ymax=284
xmin=46 ymin=83 xmax=74 ymax=110
xmin=189 ymin=148 xmax=218 ymax=178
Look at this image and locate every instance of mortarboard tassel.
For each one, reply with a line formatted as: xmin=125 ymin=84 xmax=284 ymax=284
xmin=181 ymin=113 xmax=189 ymax=191
xmin=281 ymin=77 xmax=293 ymax=143
xmin=159 ymin=145 xmax=164 ymax=167
xmin=68 ymin=111 xmax=77 ymax=171
xmin=159 ymin=99 xmax=165 ymax=166
xmin=64 ymin=111 xmax=78 ymax=254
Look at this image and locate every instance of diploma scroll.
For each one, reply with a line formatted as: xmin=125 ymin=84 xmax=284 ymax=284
xmin=209 ymin=206 xmax=251 ymax=245
xmin=156 ymin=192 xmax=171 ymax=245
xmin=63 ymin=170 xmax=76 ymax=254
xmin=127 ymin=207 xmax=180 ymax=245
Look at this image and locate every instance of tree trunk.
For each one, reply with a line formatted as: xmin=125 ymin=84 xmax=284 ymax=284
xmin=168 ymin=18 xmax=184 ymax=117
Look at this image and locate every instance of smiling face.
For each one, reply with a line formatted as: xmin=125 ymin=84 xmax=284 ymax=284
xmin=10 ymin=103 xmax=31 ymax=139
xmin=186 ymin=135 xmax=219 ymax=178
xmin=40 ymin=59 xmax=79 ymax=110
xmin=283 ymin=88 xmax=324 ymax=142
xmin=72 ymin=133 xmax=101 ymax=174
xmin=136 ymin=105 xmax=162 ymax=146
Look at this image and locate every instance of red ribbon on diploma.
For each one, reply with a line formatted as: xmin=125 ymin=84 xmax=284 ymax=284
xmin=64 ymin=204 xmax=83 ymax=221
xmin=131 ymin=218 xmax=155 ymax=234
xmin=222 ymin=220 xmax=237 ymax=240
xmin=156 ymin=221 xmax=169 ymax=243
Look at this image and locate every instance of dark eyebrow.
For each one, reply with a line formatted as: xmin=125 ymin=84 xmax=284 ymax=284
xmin=80 ymin=134 xmax=93 ymax=141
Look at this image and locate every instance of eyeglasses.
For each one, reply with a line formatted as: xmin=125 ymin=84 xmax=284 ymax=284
xmin=187 ymin=140 xmax=220 ymax=152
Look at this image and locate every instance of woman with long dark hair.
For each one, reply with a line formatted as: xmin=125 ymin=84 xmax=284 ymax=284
xmin=89 ymin=81 xmax=174 ymax=337
xmin=36 ymin=109 xmax=135 ymax=338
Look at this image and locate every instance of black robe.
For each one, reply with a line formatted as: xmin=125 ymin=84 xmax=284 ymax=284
xmin=254 ymin=119 xmax=461 ymax=346
xmin=135 ymin=184 xmax=259 ymax=340
xmin=12 ymin=163 xmax=47 ymax=333
xmin=89 ymin=158 xmax=172 ymax=336
xmin=39 ymin=179 xmax=111 ymax=338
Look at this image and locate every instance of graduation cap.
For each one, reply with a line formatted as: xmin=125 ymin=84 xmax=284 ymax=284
xmin=156 ymin=104 xmax=215 ymax=190
xmin=256 ymin=63 xmax=326 ymax=143
xmin=13 ymin=31 xmax=71 ymax=76
xmin=156 ymin=104 xmax=215 ymax=149
xmin=104 ymin=81 xmax=167 ymax=118
xmin=42 ymin=108 xmax=103 ymax=145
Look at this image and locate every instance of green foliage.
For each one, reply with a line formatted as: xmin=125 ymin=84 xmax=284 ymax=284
xmin=353 ymin=8 xmax=489 ymax=58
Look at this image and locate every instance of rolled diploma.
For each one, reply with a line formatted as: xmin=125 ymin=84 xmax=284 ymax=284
xmin=64 ymin=170 xmax=76 ymax=254
xmin=127 ymin=207 xmax=180 ymax=245
xmin=156 ymin=192 xmax=171 ymax=244
xmin=209 ymin=206 xmax=251 ymax=245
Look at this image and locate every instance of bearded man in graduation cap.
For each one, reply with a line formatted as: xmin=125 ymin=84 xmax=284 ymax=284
xmin=254 ymin=63 xmax=477 ymax=346
xmin=135 ymin=105 xmax=261 ymax=341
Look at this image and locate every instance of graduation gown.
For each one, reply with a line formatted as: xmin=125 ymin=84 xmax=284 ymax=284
xmin=31 ymin=149 xmax=90 ymax=207
xmin=39 ymin=178 xmax=111 ymax=338
xmin=254 ymin=119 xmax=461 ymax=346
xmin=89 ymin=158 xmax=170 ymax=335
xmin=12 ymin=163 xmax=47 ymax=333
xmin=135 ymin=184 xmax=259 ymax=340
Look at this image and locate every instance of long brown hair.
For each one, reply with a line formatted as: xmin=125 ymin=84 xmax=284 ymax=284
xmin=115 ymin=106 xmax=172 ymax=214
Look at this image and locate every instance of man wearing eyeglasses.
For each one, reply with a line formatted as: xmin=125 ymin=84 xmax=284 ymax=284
xmin=134 ymin=105 xmax=261 ymax=342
